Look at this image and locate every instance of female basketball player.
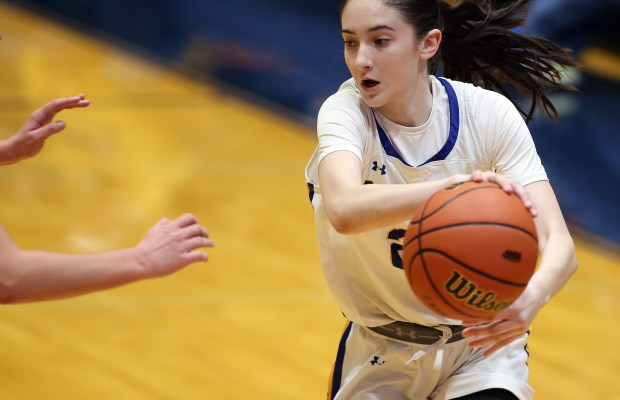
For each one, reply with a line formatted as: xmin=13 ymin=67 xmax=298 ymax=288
xmin=305 ymin=0 xmax=578 ymax=398
xmin=0 ymin=95 xmax=214 ymax=304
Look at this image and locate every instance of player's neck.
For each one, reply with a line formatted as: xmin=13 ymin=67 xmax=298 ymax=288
xmin=377 ymin=76 xmax=432 ymax=127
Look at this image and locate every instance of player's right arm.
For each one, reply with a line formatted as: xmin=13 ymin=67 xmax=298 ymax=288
xmin=318 ymin=150 xmax=465 ymax=234
xmin=0 ymin=214 xmax=214 ymax=304
xmin=317 ymin=147 xmax=535 ymax=235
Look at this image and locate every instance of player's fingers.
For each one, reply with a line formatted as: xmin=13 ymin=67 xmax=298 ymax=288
xmin=173 ymin=213 xmax=200 ymax=228
xmin=179 ymin=223 xmax=209 ymax=239
xmin=470 ymin=170 xmax=484 ymax=182
xmin=470 ymin=170 xmax=510 ymax=189
xmin=482 ymin=334 xmax=524 ymax=357
xmin=42 ymin=95 xmax=88 ymax=111
xmin=465 ymin=324 xmax=524 ymax=348
xmin=462 ymin=319 xmax=503 ymax=336
xmin=183 ymin=236 xmax=215 ymax=252
xmin=60 ymin=94 xmax=90 ymax=110
xmin=497 ymin=177 xmax=516 ymax=193
xmin=493 ymin=177 xmax=537 ymax=217
xmin=61 ymin=99 xmax=90 ymax=110
xmin=31 ymin=96 xmax=90 ymax=124
xmin=461 ymin=318 xmax=492 ymax=327
xmin=31 ymin=120 xmax=66 ymax=140
xmin=152 ymin=217 xmax=172 ymax=229
xmin=463 ymin=323 xmax=524 ymax=347
xmin=470 ymin=171 xmax=537 ymax=217
xmin=515 ymin=187 xmax=537 ymax=217
xmin=184 ymin=251 xmax=209 ymax=264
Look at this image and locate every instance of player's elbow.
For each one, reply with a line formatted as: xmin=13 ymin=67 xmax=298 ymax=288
xmin=566 ymin=237 xmax=578 ymax=276
xmin=331 ymin=218 xmax=355 ymax=234
xmin=326 ymin=205 xmax=359 ymax=234
xmin=558 ymin=231 xmax=578 ymax=276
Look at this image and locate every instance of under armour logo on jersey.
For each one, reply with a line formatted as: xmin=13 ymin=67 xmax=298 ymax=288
xmin=372 ymin=161 xmax=386 ymax=175
xmin=370 ymin=356 xmax=385 ymax=366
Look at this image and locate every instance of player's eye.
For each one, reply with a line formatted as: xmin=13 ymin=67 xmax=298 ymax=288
xmin=375 ymin=38 xmax=390 ymax=46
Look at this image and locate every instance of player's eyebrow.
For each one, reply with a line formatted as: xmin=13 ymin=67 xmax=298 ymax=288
xmin=342 ymin=25 xmax=396 ymax=35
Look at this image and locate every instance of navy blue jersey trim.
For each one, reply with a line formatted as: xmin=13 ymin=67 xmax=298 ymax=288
xmin=374 ymin=77 xmax=459 ymax=167
xmin=330 ymin=321 xmax=353 ymax=400
xmin=307 ymin=182 xmax=315 ymax=204
xmin=428 ymin=78 xmax=459 ymax=163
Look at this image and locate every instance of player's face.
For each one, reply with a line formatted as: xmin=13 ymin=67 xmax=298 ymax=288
xmin=341 ymin=0 xmax=423 ymax=109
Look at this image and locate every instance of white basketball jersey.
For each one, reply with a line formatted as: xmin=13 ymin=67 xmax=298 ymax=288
xmin=305 ymin=76 xmax=547 ymax=327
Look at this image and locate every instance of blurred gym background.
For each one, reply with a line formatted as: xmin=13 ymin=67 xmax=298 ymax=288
xmin=1 ymin=0 xmax=619 ymax=399
xmin=10 ymin=0 xmax=620 ymax=243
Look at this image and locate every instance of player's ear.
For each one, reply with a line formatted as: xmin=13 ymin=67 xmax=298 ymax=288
xmin=419 ymin=28 xmax=442 ymax=61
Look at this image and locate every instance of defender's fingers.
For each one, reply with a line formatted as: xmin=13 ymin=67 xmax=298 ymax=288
xmin=183 ymin=237 xmax=215 ymax=252
xmin=31 ymin=96 xmax=90 ymax=124
xmin=29 ymin=121 xmax=66 ymax=141
xmin=184 ymin=251 xmax=209 ymax=263
xmin=179 ymin=223 xmax=210 ymax=239
xmin=173 ymin=213 xmax=200 ymax=228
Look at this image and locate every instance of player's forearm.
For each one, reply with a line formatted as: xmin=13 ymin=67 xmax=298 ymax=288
xmin=522 ymin=181 xmax=578 ymax=308
xmin=323 ymin=176 xmax=464 ymax=234
xmin=0 ymin=248 xmax=147 ymax=304
xmin=0 ymin=138 xmax=18 ymax=165
xmin=525 ymin=232 xmax=577 ymax=308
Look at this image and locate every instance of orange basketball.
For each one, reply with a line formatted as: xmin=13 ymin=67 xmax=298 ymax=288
xmin=402 ymin=181 xmax=538 ymax=321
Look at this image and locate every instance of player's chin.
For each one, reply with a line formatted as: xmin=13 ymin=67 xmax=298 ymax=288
xmin=360 ymin=95 xmax=386 ymax=109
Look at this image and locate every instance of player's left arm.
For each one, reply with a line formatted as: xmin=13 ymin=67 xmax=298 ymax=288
xmin=0 ymin=214 xmax=214 ymax=304
xmin=462 ymin=180 xmax=578 ymax=355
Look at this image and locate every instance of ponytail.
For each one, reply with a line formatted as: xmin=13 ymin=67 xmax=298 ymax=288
xmin=437 ymin=0 xmax=578 ymax=121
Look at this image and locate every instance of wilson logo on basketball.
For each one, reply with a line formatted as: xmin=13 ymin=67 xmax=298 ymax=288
xmin=444 ymin=271 xmax=512 ymax=312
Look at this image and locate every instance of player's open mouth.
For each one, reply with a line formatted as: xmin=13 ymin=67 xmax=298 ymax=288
xmin=362 ymin=79 xmax=380 ymax=88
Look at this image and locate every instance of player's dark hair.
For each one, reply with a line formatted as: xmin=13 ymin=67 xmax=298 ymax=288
xmin=339 ymin=0 xmax=578 ymax=122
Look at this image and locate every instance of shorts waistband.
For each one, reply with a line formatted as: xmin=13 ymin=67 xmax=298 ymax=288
xmin=367 ymin=321 xmax=465 ymax=345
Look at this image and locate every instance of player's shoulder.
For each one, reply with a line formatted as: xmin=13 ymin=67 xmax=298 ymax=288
xmin=439 ymin=78 xmax=505 ymax=103
xmin=319 ymin=78 xmax=372 ymax=124
xmin=442 ymin=78 xmax=516 ymax=118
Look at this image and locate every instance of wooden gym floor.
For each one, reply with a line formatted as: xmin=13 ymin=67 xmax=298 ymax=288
xmin=0 ymin=2 xmax=619 ymax=399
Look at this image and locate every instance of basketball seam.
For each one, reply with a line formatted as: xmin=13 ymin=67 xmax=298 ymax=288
xmin=411 ymin=249 xmax=529 ymax=286
xmin=411 ymin=184 xmax=504 ymax=224
xmin=404 ymin=221 xmax=538 ymax=249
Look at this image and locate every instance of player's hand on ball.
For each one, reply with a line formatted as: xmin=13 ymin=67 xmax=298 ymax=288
xmin=135 ymin=213 xmax=214 ymax=277
xmin=469 ymin=170 xmax=537 ymax=217
xmin=462 ymin=289 xmax=540 ymax=357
